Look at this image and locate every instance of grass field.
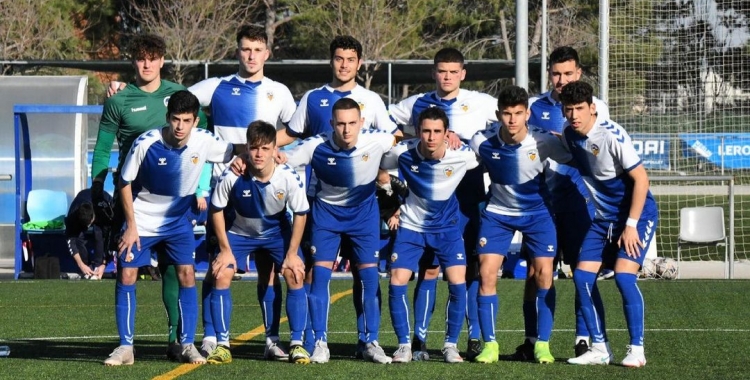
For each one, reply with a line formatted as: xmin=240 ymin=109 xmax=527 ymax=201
xmin=0 ymin=278 xmax=748 ymax=379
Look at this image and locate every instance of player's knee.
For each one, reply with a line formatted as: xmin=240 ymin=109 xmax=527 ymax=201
xmin=176 ymin=265 xmax=196 ymax=286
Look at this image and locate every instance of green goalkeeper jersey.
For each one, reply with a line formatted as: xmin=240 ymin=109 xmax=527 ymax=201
xmin=91 ymin=80 xmax=207 ymax=184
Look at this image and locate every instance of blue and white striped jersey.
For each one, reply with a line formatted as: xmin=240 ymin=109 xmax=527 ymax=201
xmin=470 ymin=125 xmax=572 ymax=217
xmin=287 ymin=84 xmax=397 ymax=138
xmin=562 ymin=119 xmax=658 ymax=221
xmin=211 ymin=164 xmax=309 ymax=239
xmin=381 ymin=139 xmax=479 ymax=232
xmin=120 ymin=128 xmax=234 ymax=236
xmin=389 ymin=89 xmax=497 ymax=140
xmin=285 ymin=129 xmax=395 ymax=206
xmin=528 ymin=91 xmax=609 ymax=134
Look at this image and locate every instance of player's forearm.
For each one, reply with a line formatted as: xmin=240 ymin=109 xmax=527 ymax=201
xmin=196 ymin=163 xmax=212 ymax=197
xmin=286 ymin=214 xmax=307 ymax=258
xmin=119 ymin=183 xmax=137 ymax=230
xmin=276 ymin=128 xmax=297 ymax=148
xmin=210 ymin=208 xmax=231 ymax=252
xmin=627 ymin=166 xmax=650 ymax=222
xmin=92 ymin=128 xmax=117 ymax=182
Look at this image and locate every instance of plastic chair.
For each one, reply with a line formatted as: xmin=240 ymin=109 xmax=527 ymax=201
xmin=677 ymin=207 xmax=727 ymax=279
xmin=26 ymin=189 xmax=68 ymax=225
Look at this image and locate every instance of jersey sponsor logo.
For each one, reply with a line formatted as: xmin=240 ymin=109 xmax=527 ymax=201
xmin=267 ymin=91 xmax=274 ymax=101
xmin=275 ymin=190 xmax=285 ymax=200
xmin=131 ymin=105 xmax=147 ymax=113
xmin=242 ymin=190 xmax=252 ymax=197
xmin=327 ymin=157 xmax=337 ymax=165
xmin=591 ymin=143 xmax=601 ymax=156
xmin=456 ymin=252 xmax=464 ymax=260
xmin=362 ymin=153 xmax=370 ymax=162
xmin=491 ymin=152 xmax=501 ymax=160
xmin=460 ymin=102 xmax=469 ymax=112
xmin=320 ymin=99 xmax=329 ymax=107
xmin=542 ymin=111 xmax=551 ymax=120
xmin=390 ymin=252 xmax=398 ymax=263
xmin=232 ymin=87 xmax=241 ymax=96
xmin=158 ymin=157 xmax=167 ymax=166
xmin=479 ymin=237 xmax=487 ymax=247
xmin=527 ymin=150 xmax=538 ymax=161
xmin=444 ymin=166 xmax=454 ymax=177
xmin=190 ymin=153 xmax=199 ymax=164
xmin=410 ymin=165 xmax=419 ymax=173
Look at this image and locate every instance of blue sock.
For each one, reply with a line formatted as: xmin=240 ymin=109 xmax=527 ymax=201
xmin=523 ymin=300 xmax=537 ymax=339
xmin=178 ymin=286 xmax=198 ymax=344
xmin=477 ymin=294 xmax=498 ymax=342
xmin=615 ymin=273 xmax=644 ymax=346
xmin=352 ymin=270 xmax=364 ymax=343
xmin=303 ymin=282 xmax=315 ymax=351
xmin=286 ymin=287 xmax=307 ymax=343
xmin=592 ymin=282 xmax=606 ymax=333
xmin=210 ymin=288 xmax=232 ymax=345
xmin=445 ymin=283 xmax=467 ymax=345
xmin=202 ymin=280 xmax=215 ymax=339
xmin=412 ymin=278 xmax=437 ymax=343
xmin=573 ymin=269 xmax=606 ymax=343
xmin=115 ymin=283 xmax=136 ymax=346
xmin=536 ymin=287 xmax=555 ymax=342
xmin=359 ymin=266 xmax=381 ymax=343
xmin=389 ymin=284 xmax=410 ymax=344
xmin=257 ymin=282 xmax=281 ymax=339
xmin=574 ymin=289 xmax=588 ymax=338
xmin=310 ymin=265 xmax=332 ymax=342
xmin=465 ymin=279 xmax=480 ymax=340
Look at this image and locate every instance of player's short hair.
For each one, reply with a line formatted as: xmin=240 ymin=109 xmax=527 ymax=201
xmin=127 ymin=34 xmax=166 ymax=61
xmin=548 ymin=46 xmax=580 ymax=68
xmin=246 ymin=120 xmax=276 ymax=147
xmin=434 ymin=47 xmax=464 ymax=66
xmin=332 ymin=97 xmax=361 ymax=117
xmin=167 ymin=90 xmax=200 ymax=117
xmin=417 ymin=107 xmax=449 ymax=132
xmin=72 ymin=202 xmax=95 ymax=229
xmin=497 ymin=85 xmax=529 ymax=110
xmin=559 ymin=81 xmax=594 ymax=105
xmin=330 ymin=36 xmax=362 ymax=60
xmin=236 ymin=24 xmax=267 ymax=46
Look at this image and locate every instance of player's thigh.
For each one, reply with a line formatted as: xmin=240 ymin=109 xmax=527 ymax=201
xmin=120 ymin=236 xmax=163 ymax=269
xmin=520 ymin=214 xmax=557 ymax=260
xmin=390 ymin=227 xmax=427 ymax=275
xmin=615 ymin=213 xmax=659 ymax=267
xmin=578 ymin=220 xmax=611 ymax=266
xmin=476 ymin=210 xmax=516 ymax=257
xmin=429 ymin=228 xmax=467 ymax=270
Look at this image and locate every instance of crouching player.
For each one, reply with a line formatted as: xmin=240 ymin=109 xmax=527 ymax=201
xmin=560 ymin=82 xmax=657 ymax=367
xmin=206 ymin=121 xmax=310 ymax=364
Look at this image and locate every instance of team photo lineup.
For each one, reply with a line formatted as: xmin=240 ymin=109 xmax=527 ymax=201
xmin=92 ymin=24 xmax=657 ymax=368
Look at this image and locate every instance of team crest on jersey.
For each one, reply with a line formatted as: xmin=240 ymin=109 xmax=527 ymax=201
xmin=479 ymin=237 xmax=487 ymax=247
xmin=390 ymin=252 xmax=398 ymax=263
xmin=158 ymin=157 xmax=167 ymax=166
xmin=591 ymin=144 xmax=600 ymax=156
xmin=275 ymin=190 xmax=285 ymax=200
xmin=163 ymin=96 xmax=170 ymax=107
xmin=527 ymin=150 xmax=538 ymax=161
xmin=267 ymin=91 xmax=274 ymax=101
xmin=362 ymin=153 xmax=370 ymax=162
xmin=358 ymin=102 xmax=365 ymax=110
xmin=444 ymin=166 xmax=454 ymax=177
xmin=460 ymin=102 xmax=469 ymax=112
xmin=410 ymin=165 xmax=419 ymax=173
xmin=190 ymin=153 xmax=199 ymax=165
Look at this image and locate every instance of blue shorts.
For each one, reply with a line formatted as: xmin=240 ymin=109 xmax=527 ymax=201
xmin=120 ymin=219 xmax=195 ymax=268
xmin=390 ymin=226 xmax=467 ymax=272
xmin=310 ymin=198 xmax=380 ymax=265
xmin=225 ymin=231 xmax=292 ymax=272
xmin=476 ymin=210 xmax=557 ymax=259
xmin=578 ymin=214 xmax=659 ymax=266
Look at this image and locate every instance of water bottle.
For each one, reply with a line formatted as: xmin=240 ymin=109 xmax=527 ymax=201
xmin=0 ymin=346 xmax=10 ymax=357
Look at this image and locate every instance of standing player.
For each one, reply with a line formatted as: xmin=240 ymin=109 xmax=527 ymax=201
xmin=561 ymin=81 xmax=657 ymax=367
xmin=205 ymin=121 xmax=310 ymax=364
xmin=103 ymin=91 xmax=236 ymax=366
xmin=92 ymin=34 xmax=206 ymax=360
xmin=388 ymin=47 xmax=497 ymax=361
xmin=275 ymin=35 xmax=399 ymax=356
xmin=511 ymin=46 xmax=610 ymax=360
xmin=281 ymin=98 xmax=395 ymax=364
xmin=469 ymin=86 xmax=573 ymax=364
xmin=382 ymin=107 xmax=478 ymax=364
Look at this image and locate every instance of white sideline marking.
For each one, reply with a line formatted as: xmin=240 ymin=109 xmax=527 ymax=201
xmin=4 ymin=328 xmax=749 ymax=342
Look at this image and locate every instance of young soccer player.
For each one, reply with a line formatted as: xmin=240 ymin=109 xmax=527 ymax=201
xmin=469 ymin=85 xmax=573 ymax=364
xmin=103 ymin=91 xmax=235 ymax=366
xmin=204 ymin=121 xmax=309 ymax=364
xmin=381 ymin=107 xmax=479 ymax=364
xmin=388 ymin=47 xmax=497 ymax=361
xmin=65 ymin=196 xmax=104 ymax=279
xmin=560 ymin=81 xmax=657 ymax=367
xmin=280 ymin=98 xmax=395 ymax=364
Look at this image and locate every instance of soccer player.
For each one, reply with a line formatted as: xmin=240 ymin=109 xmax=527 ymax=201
xmin=103 ymin=90 xmax=236 ymax=366
xmin=511 ymin=46 xmax=610 ymax=360
xmin=560 ymin=81 xmax=657 ymax=367
xmin=205 ymin=121 xmax=310 ymax=364
xmin=281 ymin=98 xmax=395 ymax=364
xmin=388 ymin=47 xmax=497 ymax=361
xmin=381 ymin=107 xmax=479 ymax=364
xmin=275 ymin=35 xmax=398 ymax=356
xmin=92 ymin=34 xmax=207 ymax=360
xmin=469 ymin=85 xmax=573 ymax=364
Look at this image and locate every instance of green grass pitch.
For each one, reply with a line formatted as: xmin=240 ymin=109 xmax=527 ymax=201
xmin=0 ymin=278 xmax=748 ymax=379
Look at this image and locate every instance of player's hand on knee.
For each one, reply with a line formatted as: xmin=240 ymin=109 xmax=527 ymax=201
xmin=212 ymin=251 xmax=236 ymax=280
xmin=618 ymin=226 xmax=644 ymax=258
xmin=118 ymin=227 xmax=140 ymax=262
xmin=282 ymin=254 xmax=305 ymax=285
